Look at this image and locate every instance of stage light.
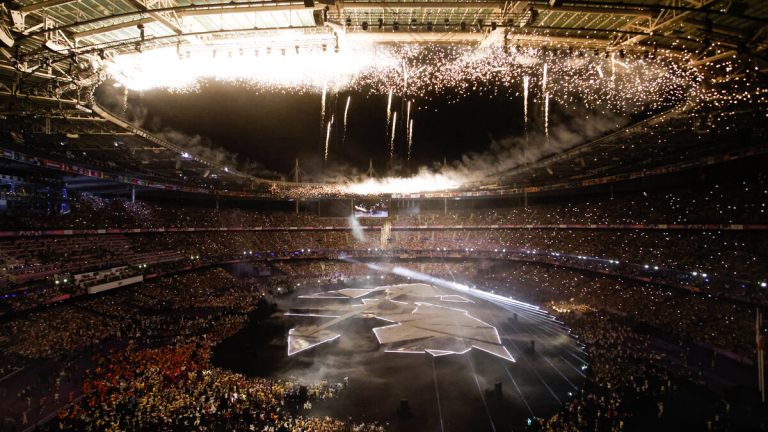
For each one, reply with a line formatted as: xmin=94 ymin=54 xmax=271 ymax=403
xmin=410 ymin=18 xmax=417 ymax=29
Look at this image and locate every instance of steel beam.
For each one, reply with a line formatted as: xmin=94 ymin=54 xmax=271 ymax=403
xmin=339 ymin=2 xmax=652 ymax=16
xmin=74 ymin=18 xmax=156 ymax=41
xmin=19 ymin=0 xmax=79 ymax=13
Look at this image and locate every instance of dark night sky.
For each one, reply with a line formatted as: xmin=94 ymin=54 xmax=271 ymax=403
xmin=97 ymin=79 xmax=555 ymax=178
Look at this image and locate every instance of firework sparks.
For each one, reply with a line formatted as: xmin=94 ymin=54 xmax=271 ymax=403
xmin=390 ymin=111 xmax=397 ymax=162
xmin=324 ymin=114 xmax=334 ymax=162
xmin=406 ymin=100 xmax=412 ymax=129
xmin=320 ymin=81 xmax=327 ymax=128
xmin=544 ymin=92 xmax=550 ymax=140
xmin=343 ymin=95 xmax=351 ymax=144
xmin=344 ymin=171 xmax=461 ymax=195
xmin=542 ymin=63 xmax=549 ymax=140
xmin=106 ymin=40 xmax=713 ymax=175
xmin=523 ymin=75 xmax=530 ymax=132
xmin=408 ymin=118 xmax=414 ymax=161
xmin=405 ymin=100 xmax=412 ymax=157
xmin=109 ymin=41 xmax=701 ymax=118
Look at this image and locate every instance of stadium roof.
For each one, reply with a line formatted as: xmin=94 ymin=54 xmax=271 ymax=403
xmin=3 ymin=1 xmax=767 ymax=78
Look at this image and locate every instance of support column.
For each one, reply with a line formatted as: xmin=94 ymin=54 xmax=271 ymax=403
xmin=131 ymin=185 xmax=136 ymax=203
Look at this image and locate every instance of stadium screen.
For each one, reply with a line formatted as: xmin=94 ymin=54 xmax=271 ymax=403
xmin=353 ymin=199 xmax=389 ymax=218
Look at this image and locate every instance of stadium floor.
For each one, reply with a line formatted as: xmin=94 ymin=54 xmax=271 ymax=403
xmin=213 ymin=281 xmax=587 ymax=431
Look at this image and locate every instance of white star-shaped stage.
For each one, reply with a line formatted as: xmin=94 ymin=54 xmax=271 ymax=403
xmin=285 ymin=283 xmax=514 ymax=362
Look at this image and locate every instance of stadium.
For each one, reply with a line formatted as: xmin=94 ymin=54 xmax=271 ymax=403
xmin=0 ymin=0 xmax=767 ymax=430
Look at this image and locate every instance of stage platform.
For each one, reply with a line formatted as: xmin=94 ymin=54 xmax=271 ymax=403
xmin=213 ymin=281 xmax=587 ymax=431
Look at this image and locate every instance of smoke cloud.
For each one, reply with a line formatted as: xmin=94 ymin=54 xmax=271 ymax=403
xmin=335 ymin=108 xmax=625 ymax=194
xmin=347 ymin=215 xmax=367 ymax=242
xmin=155 ymin=128 xmax=281 ymax=180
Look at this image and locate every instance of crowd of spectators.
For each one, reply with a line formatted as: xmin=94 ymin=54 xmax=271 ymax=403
xmin=0 ymin=267 xmax=388 ymax=431
xmin=527 ymin=310 xmax=735 ymax=432
xmin=0 ymin=258 xmax=757 ymax=431
xmin=458 ymin=262 xmax=757 ymax=360
xmin=0 ymin=172 xmax=765 ymax=231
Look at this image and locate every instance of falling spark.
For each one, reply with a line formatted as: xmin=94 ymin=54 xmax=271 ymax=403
xmin=406 ymin=100 xmax=412 ymax=129
xmin=544 ymin=92 xmax=550 ymax=140
xmin=405 ymin=100 xmax=412 ymax=153
xmin=390 ymin=111 xmax=397 ymax=161
xmin=324 ymin=114 xmax=334 ymax=161
xmin=408 ymin=118 xmax=414 ymax=161
xmin=542 ymin=64 xmax=549 ymax=140
xmin=343 ymin=95 xmax=351 ymax=143
xmin=385 ymin=89 xmax=394 ymax=154
xmin=320 ymin=82 xmax=327 ymax=128
xmin=522 ymin=75 xmax=529 ymax=131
